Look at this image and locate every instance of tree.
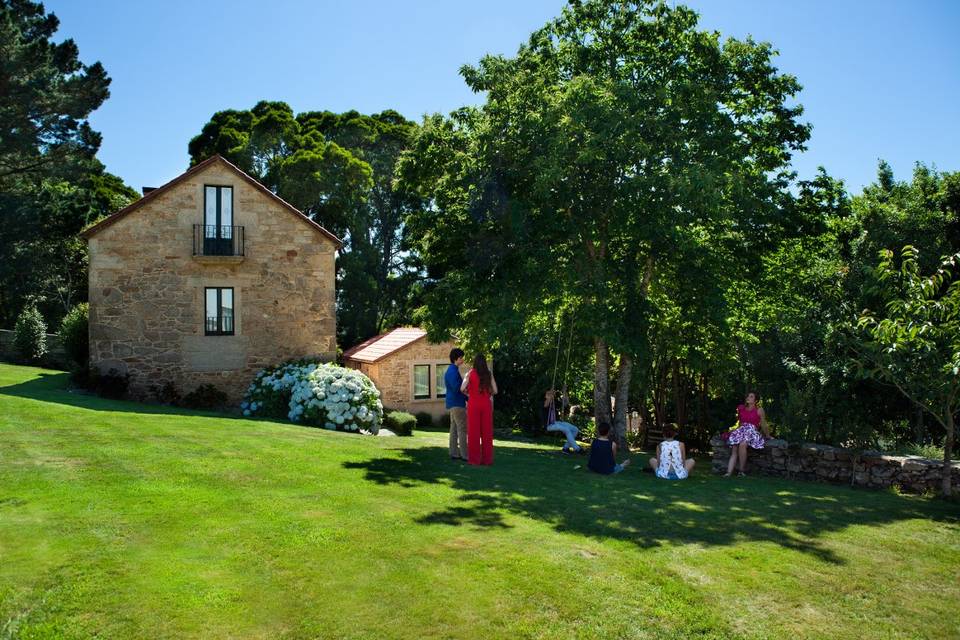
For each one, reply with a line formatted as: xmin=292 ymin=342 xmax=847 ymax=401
xmin=854 ymin=246 xmax=959 ymax=496
xmin=13 ymin=302 xmax=46 ymax=363
xmin=0 ymin=166 xmax=137 ymax=328
xmin=0 ymin=0 xmax=110 ymax=188
xmin=400 ymin=0 xmax=809 ymax=444
xmin=189 ymin=105 xmax=425 ymax=346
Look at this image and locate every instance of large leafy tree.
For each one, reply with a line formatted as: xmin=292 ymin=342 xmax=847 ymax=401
xmin=0 ymin=167 xmax=137 ymax=327
xmin=400 ymin=0 xmax=809 ymax=443
xmin=0 ymin=0 xmax=130 ymax=328
xmin=189 ymin=104 xmax=425 ymax=346
xmin=854 ymin=246 xmax=959 ymax=495
xmin=0 ymin=0 xmax=110 ymax=188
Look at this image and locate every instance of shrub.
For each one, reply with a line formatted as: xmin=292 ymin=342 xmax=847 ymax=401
xmin=154 ymin=380 xmax=180 ymax=406
xmin=415 ymin=411 xmax=434 ymax=429
xmin=242 ymin=361 xmax=383 ymax=433
xmin=59 ymin=303 xmax=88 ymax=368
xmin=182 ymin=384 xmax=227 ymax=410
xmin=91 ymin=367 xmax=129 ymax=399
xmin=384 ymin=410 xmax=416 ymax=436
xmin=13 ymin=304 xmax=47 ymax=364
xmin=439 ymin=413 xmax=451 ymax=431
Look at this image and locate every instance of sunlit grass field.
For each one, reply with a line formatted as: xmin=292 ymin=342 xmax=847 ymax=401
xmin=1 ymin=364 xmax=957 ymax=639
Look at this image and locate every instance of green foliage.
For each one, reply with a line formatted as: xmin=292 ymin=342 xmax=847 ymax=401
xmin=12 ymin=303 xmax=46 ymax=363
xmin=383 ymin=410 xmax=416 ymax=436
xmin=59 ymin=303 xmax=88 ymax=368
xmin=853 ymin=245 xmax=960 ymax=494
xmin=89 ymin=367 xmax=129 ymax=399
xmin=0 ymin=0 xmax=110 ymax=189
xmin=414 ymin=411 xmax=434 ymax=429
xmin=399 ymin=0 xmax=810 ymax=443
xmin=182 ymin=384 xmax=229 ymax=410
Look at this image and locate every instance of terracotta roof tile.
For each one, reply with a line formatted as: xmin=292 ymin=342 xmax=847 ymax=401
xmin=343 ymin=327 xmax=428 ymax=363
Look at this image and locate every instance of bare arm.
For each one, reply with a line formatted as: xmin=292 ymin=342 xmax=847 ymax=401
xmin=680 ymin=442 xmax=686 ymax=459
xmin=460 ymin=370 xmax=471 ymax=394
xmin=491 ymin=373 xmax=498 ymax=395
xmin=612 ymin=441 xmax=618 ymax=457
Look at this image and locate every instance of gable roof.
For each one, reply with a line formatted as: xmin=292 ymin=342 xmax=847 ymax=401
xmin=342 ymin=327 xmax=431 ymax=364
xmin=79 ymin=154 xmax=343 ymax=248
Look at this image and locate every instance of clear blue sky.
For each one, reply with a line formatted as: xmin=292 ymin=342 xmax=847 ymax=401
xmin=45 ymin=0 xmax=960 ymax=195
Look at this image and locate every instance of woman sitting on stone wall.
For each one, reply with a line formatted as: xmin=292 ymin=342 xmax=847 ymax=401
xmin=724 ymin=391 xmax=771 ymax=477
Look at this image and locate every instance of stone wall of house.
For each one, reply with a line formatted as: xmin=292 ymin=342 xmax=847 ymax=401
xmin=0 ymin=330 xmax=68 ymax=370
xmin=350 ymin=340 xmax=458 ymax=420
xmin=710 ymin=435 xmax=959 ymax=493
xmin=87 ymin=161 xmax=337 ymax=404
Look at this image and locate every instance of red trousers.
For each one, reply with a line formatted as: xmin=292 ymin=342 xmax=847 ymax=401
xmin=467 ymin=397 xmax=493 ymax=465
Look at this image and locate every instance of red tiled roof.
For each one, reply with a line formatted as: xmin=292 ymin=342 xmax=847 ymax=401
xmin=79 ymin=154 xmax=343 ymax=248
xmin=342 ymin=327 xmax=429 ymax=363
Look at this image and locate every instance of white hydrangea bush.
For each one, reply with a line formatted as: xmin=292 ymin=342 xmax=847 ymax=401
xmin=241 ymin=360 xmax=383 ymax=433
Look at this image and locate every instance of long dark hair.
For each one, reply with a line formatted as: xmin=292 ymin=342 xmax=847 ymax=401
xmin=473 ymin=354 xmax=492 ymax=394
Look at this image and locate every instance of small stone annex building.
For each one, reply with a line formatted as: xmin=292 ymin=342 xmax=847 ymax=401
xmin=81 ymin=154 xmax=341 ymax=403
xmin=343 ymin=328 xmax=459 ymax=420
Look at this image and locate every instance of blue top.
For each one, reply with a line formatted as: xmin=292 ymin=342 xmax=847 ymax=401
xmin=444 ymin=364 xmax=467 ymax=409
xmin=587 ymin=438 xmax=615 ymax=475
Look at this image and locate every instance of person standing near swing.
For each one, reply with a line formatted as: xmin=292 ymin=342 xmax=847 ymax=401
xmin=461 ymin=354 xmax=497 ymax=465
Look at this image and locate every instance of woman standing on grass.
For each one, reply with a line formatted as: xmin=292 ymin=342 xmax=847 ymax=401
xmin=461 ymin=354 xmax=497 ymax=466
xmin=725 ymin=391 xmax=771 ymax=477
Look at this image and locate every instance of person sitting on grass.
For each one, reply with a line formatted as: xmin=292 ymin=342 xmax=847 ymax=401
xmin=543 ymin=389 xmax=582 ymax=454
xmin=648 ymin=425 xmax=695 ymax=480
xmin=587 ymin=421 xmax=630 ymax=475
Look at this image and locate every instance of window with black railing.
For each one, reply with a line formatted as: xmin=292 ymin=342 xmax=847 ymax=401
xmin=195 ymin=185 xmax=244 ymax=256
xmin=205 ymin=287 xmax=235 ymax=336
xmin=194 ymin=224 xmax=244 ymax=256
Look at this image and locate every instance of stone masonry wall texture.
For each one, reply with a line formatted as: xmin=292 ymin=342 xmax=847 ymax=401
xmin=87 ymin=160 xmax=337 ymax=403
xmin=353 ymin=339 xmax=457 ymax=420
xmin=710 ymin=435 xmax=960 ymax=493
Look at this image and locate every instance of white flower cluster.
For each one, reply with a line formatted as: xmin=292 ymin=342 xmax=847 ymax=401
xmin=241 ymin=361 xmax=383 ymax=434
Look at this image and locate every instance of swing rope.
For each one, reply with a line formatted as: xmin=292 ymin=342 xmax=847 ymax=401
xmin=548 ymin=309 xmax=576 ymax=423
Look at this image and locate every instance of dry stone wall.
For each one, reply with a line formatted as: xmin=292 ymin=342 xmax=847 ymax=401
xmin=710 ymin=435 xmax=959 ymax=493
xmin=87 ymin=161 xmax=337 ymax=404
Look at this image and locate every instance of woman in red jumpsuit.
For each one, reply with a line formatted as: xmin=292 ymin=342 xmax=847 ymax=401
xmin=460 ymin=354 xmax=497 ymax=465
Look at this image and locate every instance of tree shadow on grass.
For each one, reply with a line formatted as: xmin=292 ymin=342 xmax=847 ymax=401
xmin=0 ymin=370 xmax=251 ymax=422
xmin=344 ymin=443 xmax=960 ymax=564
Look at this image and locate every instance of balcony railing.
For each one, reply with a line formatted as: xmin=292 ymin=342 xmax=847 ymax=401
xmin=193 ymin=225 xmax=245 ymax=257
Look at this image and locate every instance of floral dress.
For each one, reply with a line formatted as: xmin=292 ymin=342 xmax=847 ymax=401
xmin=728 ymin=404 xmax=765 ymax=449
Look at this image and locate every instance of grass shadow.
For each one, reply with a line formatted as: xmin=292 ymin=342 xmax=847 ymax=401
xmin=344 ymin=444 xmax=960 ymax=564
xmin=0 ymin=370 xmax=251 ymax=422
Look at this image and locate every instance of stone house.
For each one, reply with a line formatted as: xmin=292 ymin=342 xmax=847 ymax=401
xmin=81 ymin=154 xmax=340 ymax=403
xmin=343 ymin=328 xmax=460 ymax=420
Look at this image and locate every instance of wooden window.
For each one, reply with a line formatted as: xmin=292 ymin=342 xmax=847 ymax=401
xmin=435 ymin=363 xmax=447 ymax=398
xmin=413 ymin=364 xmax=430 ymax=400
xmin=204 ymin=287 xmax=234 ymax=336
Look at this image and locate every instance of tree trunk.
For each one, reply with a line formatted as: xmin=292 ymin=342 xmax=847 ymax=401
xmin=613 ymin=352 xmax=632 ymax=450
xmin=943 ymin=410 xmax=954 ymax=497
xmin=593 ymin=337 xmax=612 ymax=427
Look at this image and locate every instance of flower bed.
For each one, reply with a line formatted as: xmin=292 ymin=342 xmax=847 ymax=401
xmin=241 ymin=360 xmax=383 ymax=433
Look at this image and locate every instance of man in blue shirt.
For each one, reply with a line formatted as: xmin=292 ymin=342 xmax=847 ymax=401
xmin=444 ymin=348 xmax=468 ymax=460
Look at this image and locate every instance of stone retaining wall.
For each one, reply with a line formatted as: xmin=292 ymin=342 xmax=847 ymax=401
xmin=710 ymin=435 xmax=959 ymax=493
xmin=0 ymin=329 xmax=69 ymax=370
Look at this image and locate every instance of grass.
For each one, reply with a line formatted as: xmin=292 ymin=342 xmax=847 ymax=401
xmin=0 ymin=364 xmax=958 ymax=639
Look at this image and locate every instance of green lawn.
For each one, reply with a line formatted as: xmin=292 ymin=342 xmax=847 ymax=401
xmin=1 ymin=364 xmax=958 ymax=639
